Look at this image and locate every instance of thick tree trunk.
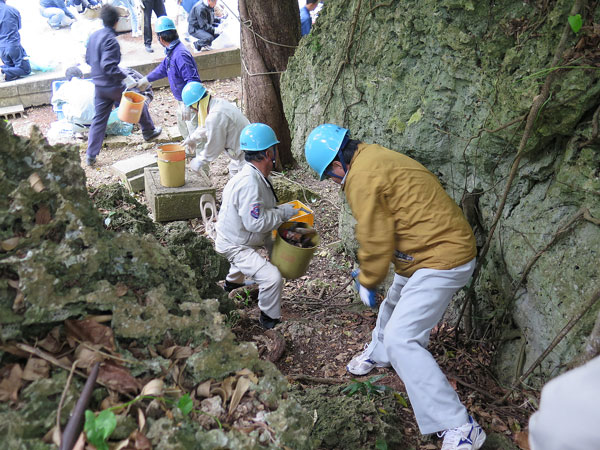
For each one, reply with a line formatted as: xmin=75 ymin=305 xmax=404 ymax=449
xmin=239 ymin=0 xmax=300 ymax=168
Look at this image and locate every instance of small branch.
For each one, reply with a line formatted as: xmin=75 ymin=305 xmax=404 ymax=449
xmin=447 ymin=373 xmax=497 ymax=400
xmin=56 ymin=359 xmax=79 ymax=441
xmin=59 ymin=362 xmax=100 ymax=450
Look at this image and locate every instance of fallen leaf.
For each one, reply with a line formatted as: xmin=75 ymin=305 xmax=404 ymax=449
xmin=115 ymin=282 xmax=128 ymax=297
xmin=236 ymin=368 xmax=258 ymax=384
xmin=196 ymin=380 xmax=212 ymax=398
xmin=97 ymin=362 xmax=140 ymax=395
xmin=140 ymin=379 xmax=164 ymax=397
xmin=1 ymin=237 xmax=19 ymax=252
xmin=514 ymin=430 xmax=530 ymax=450
xmin=228 ymin=376 xmax=250 ymax=416
xmin=137 ymin=408 xmax=146 ymax=433
xmin=12 ymin=289 xmax=25 ymax=313
xmin=0 ymin=364 xmax=23 ymax=402
xmin=74 ymin=344 xmax=104 ymax=370
xmin=35 ymin=205 xmax=52 ymax=225
xmin=158 ymin=345 xmax=192 ymax=360
xmin=38 ymin=327 xmax=64 ymax=353
xmin=65 ymin=319 xmax=116 ymax=351
xmin=28 ymin=172 xmax=45 ymax=192
xmin=491 ymin=416 xmax=509 ymax=432
xmin=22 ymin=358 xmax=50 ymax=381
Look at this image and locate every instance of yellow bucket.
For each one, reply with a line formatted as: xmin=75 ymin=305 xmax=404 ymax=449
xmin=157 ymin=144 xmax=185 ymax=187
xmin=118 ymin=91 xmax=146 ymax=124
xmin=271 ymin=222 xmax=319 ymax=279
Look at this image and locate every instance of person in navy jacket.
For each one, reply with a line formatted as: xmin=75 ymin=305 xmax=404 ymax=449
xmin=0 ymin=0 xmax=31 ymax=82
xmin=84 ymin=5 xmax=161 ymax=166
xmin=300 ymin=0 xmax=318 ymax=37
xmin=39 ymin=0 xmax=76 ymax=29
xmin=188 ymin=0 xmax=221 ymax=51
xmin=137 ymin=16 xmax=201 ymax=139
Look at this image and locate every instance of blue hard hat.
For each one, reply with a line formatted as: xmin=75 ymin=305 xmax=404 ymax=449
xmin=304 ymin=124 xmax=349 ymax=180
xmin=181 ymin=81 xmax=207 ymax=107
xmin=155 ymin=16 xmax=176 ymax=33
xmin=240 ymin=123 xmax=280 ymax=151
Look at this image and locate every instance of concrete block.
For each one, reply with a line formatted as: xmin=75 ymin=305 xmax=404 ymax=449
xmin=144 ymin=167 xmax=215 ymax=222
xmin=110 ymin=153 xmax=158 ymax=193
xmin=127 ymin=173 xmax=146 ymax=192
xmin=0 ymin=104 xmax=24 ymax=119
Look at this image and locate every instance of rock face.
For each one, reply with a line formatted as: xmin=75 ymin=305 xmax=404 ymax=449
xmin=282 ymin=0 xmax=600 ymax=382
xmin=0 ymin=123 xmax=314 ymax=448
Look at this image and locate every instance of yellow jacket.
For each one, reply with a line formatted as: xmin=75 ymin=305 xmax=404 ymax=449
xmin=344 ymin=143 xmax=476 ymax=288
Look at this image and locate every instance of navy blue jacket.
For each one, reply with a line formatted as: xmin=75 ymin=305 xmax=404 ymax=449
xmin=147 ymin=40 xmax=200 ymax=101
xmin=188 ymin=1 xmax=220 ymax=36
xmin=86 ymin=26 xmax=126 ymax=88
xmin=39 ymin=0 xmax=75 ymax=19
xmin=0 ymin=2 xmax=22 ymax=48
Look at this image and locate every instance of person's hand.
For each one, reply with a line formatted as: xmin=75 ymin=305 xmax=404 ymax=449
xmin=123 ymin=76 xmax=137 ymax=89
xmin=190 ymin=157 xmax=209 ymax=176
xmin=182 ymin=137 xmax=196 ymax=155
xmin=351 ymin=269 xmax=377 ymax=308
xmin=278 ymin=204 xmax=299 ymax=221
xmin=137 ymin=76 xmax=151 ymax=90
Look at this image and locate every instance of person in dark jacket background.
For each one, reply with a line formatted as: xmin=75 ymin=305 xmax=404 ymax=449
xmin=142 ymin=0 xmax=166 ymax=53
xmin=137 ymin=16 xmax=201 ymax=139
xmin=188 ymin=0 xmax=221 ymax=51
xmin=39 ymin=0 xmax=76 ymax=29
xmin=0 ymin=0 xmax=31 ymax=82
xmin=85 ymin=5 xmax=161 ymax=166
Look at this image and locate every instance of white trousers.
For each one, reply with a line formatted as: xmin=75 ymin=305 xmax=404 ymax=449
xmin=217 ymin=244 xmax=283 ymax=319
xmin=365 ymin=258 xmax=476 ymax=434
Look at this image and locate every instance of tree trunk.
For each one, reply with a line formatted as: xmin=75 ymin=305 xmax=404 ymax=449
xmin=239 ymin=0 xmax=300 ymax=169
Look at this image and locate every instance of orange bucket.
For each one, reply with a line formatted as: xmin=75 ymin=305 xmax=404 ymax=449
xmin=118 ymin=91 xmax=146 ymax=124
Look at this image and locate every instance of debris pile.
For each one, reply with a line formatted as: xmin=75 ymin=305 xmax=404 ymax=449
xmin=0 ymin=124 xmax=313 ymax=448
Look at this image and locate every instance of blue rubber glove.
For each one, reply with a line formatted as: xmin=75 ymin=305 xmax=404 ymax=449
xmin=351 ymin=269 xmax=377 ymax=308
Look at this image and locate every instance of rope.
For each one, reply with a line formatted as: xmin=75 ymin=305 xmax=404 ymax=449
xmin=220 ymin=1 xmax=298 ymax=49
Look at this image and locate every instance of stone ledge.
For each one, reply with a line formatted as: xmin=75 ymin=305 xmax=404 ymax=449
xmin=0 ymin=48 xmax=240 ymax=109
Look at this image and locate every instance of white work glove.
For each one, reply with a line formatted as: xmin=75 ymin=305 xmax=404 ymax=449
xmin=278 ymin=204 xmax=299 ymax=221
xmin=183 ymin=127 xmax=207 ymax=154
xmin=190 ymin=156 xmax=209 ymax=176
xmin=123 ymin=75 xmax=137 ymax=89
xmin=137 ymin=76 xmax=151 ymax=91
xmin=351 ymin=269 xmax=377 ymax=308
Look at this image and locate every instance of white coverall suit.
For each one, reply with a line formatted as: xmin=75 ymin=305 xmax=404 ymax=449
xmin=190 ymin=96 xmax=249 ymax=177
xmin=215 ymin=163 xmax=289 ymax=319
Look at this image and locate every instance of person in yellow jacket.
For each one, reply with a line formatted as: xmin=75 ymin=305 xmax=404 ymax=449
xmin=305 ymin=124 xmax=486 ymax=450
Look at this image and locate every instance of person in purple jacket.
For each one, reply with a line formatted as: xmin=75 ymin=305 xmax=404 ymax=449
xmin=137 ymin=16 xmax=201 ymax=139
xmin=84 ymin=5 xmax=161 ymax=167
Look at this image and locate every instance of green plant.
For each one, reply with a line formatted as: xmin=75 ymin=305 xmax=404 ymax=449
xmin=84 ymin=409 xmax=117 ymax=450
xmin=568 ymin=14 xmax=582 ymax=33
xmin=341 ymin=374 xmax=392 ymax=399
xmin=177 ymin=393 xmax=194 ymax=416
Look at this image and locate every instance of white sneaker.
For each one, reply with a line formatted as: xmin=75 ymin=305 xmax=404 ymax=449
xmin=346 ymin=344 xmax=391 ymax=376
xmin=439 ymin=416 xmax=486 ymax=450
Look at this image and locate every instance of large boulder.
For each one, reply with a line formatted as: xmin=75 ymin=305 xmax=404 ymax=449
xmin=282 ymin=0 xmax=600 ymax=383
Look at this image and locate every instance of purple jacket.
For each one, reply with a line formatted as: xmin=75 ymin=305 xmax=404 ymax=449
xmin=146 ymin=40 xmax=200 ymax=102
xmin=85 ymin=26 xmax=126 ymax=88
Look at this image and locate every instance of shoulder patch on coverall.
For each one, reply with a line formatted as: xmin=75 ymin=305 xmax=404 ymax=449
xmin=250 ymin=203 xmax=261 ymax=219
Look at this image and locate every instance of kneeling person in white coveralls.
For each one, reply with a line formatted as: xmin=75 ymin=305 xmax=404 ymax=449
xmin=180 ymin=81 xmax=250 ymax=178
xmin=215 ymin=123 xmax=298 ymax=329
xmin=305 ymin=123 xmax=486 ymax=450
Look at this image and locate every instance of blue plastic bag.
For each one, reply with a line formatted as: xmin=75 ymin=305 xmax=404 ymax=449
xmin=106 ymin=108 xmax=133 ymax=136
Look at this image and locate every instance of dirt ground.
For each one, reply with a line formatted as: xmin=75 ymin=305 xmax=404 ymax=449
xmin=7 ymin=79 xmax=534 ymax=450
